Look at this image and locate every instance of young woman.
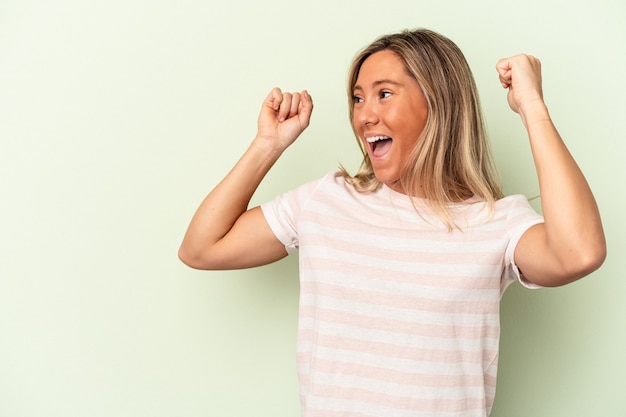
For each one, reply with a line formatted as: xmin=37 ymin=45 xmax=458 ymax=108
xmin=179 ymin=29 xmax=605 ymax=416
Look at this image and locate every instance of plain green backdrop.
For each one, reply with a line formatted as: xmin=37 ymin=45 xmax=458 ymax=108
xmin=1 ymin=0 xmax=624 ymax=416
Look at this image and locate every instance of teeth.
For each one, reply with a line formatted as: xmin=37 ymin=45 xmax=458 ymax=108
xmin=366 ymin=135 xmax=391 ymax=143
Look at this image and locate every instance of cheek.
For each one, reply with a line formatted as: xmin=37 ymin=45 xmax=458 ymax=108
xmin=404 ymin=107 xmax=428 ymax=142
xmin=351 ymin=112 xmax=360 ymax=134
xmin=352 ymin=122 xmax=367 ymax=151
xmin=397 ymin=121 xmax=424 ymax=157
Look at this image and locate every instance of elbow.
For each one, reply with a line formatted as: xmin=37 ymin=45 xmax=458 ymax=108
xmin=177 ymin=245 xmax=197 ymax=269
xmin=178 ymin=244 xmax=213 ymax=270
xmin=575 ymin=241 xmax=607 ymax=277
xmin=576 ymin=230 xmax=607 ymax=275
xmin=551 ymin=241 xmax=607 ymax=287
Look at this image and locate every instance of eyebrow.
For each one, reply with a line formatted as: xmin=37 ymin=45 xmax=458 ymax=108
xmin=353 ymin=79 xmax=403 ymax=91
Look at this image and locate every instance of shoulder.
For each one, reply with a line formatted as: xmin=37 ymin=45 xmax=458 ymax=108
xmin=495 ymin=194 xmax=536 ymax=210
xmin=431 ymin=194 xmax=543 ymax=235
xmin=304 ymin=170 xmax=364 ymax=199
xmin=494 ymin=195 xmax=543 ymax=226
xmin=262 ymin=171 xmax=347 ymax=213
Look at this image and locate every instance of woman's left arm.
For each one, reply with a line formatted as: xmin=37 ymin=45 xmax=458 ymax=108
xmin=497 ymin=55 xmax=606 ymax=287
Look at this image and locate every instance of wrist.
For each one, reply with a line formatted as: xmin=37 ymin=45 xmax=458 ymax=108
xmin=518 ymin=99 xmax=550 ymax=127
xmin=249 ymin=135 xmax=285 ymax=161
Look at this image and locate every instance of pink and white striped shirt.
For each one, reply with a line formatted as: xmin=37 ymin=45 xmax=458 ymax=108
xmin=261 ymin=172 xmax=543 ymax=417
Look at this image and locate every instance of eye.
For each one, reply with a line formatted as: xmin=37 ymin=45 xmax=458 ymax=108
xmin=352 ymin=95 xmax=364 ymax=104
xmin=380 ymin=90 xmax=392 ymax=99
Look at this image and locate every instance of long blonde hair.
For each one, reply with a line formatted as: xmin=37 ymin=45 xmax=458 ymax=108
xmin=341 ymin=29 xmax=503 ymax=229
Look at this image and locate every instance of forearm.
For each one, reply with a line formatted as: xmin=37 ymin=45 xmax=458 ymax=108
xmin=178 ymin=138 xmax=282 ymax=262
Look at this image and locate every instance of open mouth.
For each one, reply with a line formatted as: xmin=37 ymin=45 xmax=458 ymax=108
xmin=366 ymin=135 xmax=393 ymax=157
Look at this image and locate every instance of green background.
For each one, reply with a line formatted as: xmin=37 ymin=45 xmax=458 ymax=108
xmin=1 ymin=0 xmax=624 ymax=416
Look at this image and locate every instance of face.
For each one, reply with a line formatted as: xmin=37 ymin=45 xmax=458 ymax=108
xmin=352 ymin=49 xmax=428 ymax=194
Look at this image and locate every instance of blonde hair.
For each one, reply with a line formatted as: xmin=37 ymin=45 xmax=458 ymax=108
xmin=341 ymin=29 xmax=503 ymax=229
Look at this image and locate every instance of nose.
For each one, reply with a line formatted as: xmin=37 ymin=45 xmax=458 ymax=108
xmin=356 ymin=100 xmax=379 ymax=126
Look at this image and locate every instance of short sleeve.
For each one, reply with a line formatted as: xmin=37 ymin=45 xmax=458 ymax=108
xmin=260 ymin=175 xmax=328 ymax=255
xmin=501 ymin=195 xmax=545 ymax=292
xmin=261 ymin=192 xmax=300 ymax=254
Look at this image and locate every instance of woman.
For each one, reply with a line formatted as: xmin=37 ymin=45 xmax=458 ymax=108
xmin=179 ymin=29 xmax=605 ymax=416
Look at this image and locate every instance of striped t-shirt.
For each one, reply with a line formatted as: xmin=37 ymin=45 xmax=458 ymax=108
xmin=261 ymin=171 xmax=543 ymax=417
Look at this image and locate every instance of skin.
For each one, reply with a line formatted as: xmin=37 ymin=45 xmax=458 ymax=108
xmin=352 ymin=50 xmax=428 ymax=194
xmin=178 ymin=52 xmax=605 ymax=287
xmin=177 ymin=88 xmax=311 ymax=270
xmin=496 ymin=55 xmax=605 ymax=286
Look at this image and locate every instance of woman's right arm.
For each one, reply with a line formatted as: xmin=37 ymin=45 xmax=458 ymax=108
xmin=178 ymin=88 xmax=313 ymax=270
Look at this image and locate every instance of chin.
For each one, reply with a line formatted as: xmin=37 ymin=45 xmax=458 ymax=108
xmin=374 ymin=172 xmax=400 ymax=188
